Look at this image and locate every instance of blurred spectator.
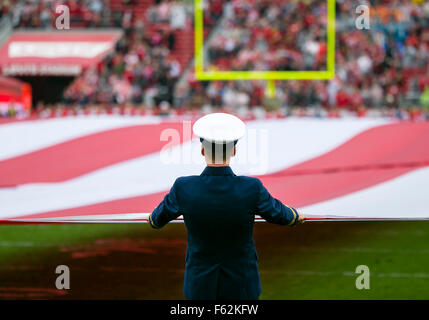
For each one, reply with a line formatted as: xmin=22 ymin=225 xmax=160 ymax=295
xmin=0 ymin=1 xmax=12 ymax=19
xmin=170 ymin=0 xmax=186 ymax=30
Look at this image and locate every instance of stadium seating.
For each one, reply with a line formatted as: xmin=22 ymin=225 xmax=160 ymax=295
xmin=1 ymin=0 xmax=429 ymax=120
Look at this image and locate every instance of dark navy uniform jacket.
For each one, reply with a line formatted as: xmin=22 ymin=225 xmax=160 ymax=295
xmin=149 ymin=166 xmax=299 ymax=300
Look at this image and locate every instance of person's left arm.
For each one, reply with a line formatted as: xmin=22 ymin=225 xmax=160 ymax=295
xmin=148 ymin=179 xmax=181 ymax=229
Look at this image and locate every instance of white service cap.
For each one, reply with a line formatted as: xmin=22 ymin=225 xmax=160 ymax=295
xmin=193 ymin=113 xmax=246 ymax=144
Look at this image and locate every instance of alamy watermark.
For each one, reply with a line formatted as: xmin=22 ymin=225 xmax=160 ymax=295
xmin=355 ymin=265 xmax=370 ymax=290
xmin=55 ymin=5 xmax=70 ymax=30
xmin=55 ymin=265 xmax=70 ymax=290
xmin=356 ymin=5 xmax=370 ymax=30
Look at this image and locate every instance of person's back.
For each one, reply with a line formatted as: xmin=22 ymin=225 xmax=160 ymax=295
xmin=149 ymin=113 xmax=304 ymax=300
xmin=181 ymin=168 xmax=262 ymax=299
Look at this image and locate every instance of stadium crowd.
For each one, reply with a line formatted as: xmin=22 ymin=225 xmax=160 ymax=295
xmin=1 ymin=0 xmax=429 ymax=118
xmin=4 ymin=0 xmax=193 ymax=108
xmin=207 ymin=0 xmax=327 ymax=72
xmin=62 ymin=0 xmax=192 ymax=108
xmin=184 ymin=0 xmax=429 ymax=112
xmin=62 ymin=24 xmax=184 ymax=108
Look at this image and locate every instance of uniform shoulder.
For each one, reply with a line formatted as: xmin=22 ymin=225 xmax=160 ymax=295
xmin=173 ymin=175 xmax=200 ymax=185
xmin=235 ymin=175 xmax=263 ymax=186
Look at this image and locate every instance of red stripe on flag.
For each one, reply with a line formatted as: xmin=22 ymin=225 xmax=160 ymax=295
xmin=0 ymin=122 xmax=190 ymax=186
xmin=16 ymin=191 xmax=167 ymax=219
xmin=259 ymin=122 xmax=429 ymax=207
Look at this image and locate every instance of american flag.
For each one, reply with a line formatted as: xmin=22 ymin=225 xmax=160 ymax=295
xmin=1 ymin=115 xmax=428 ymax=222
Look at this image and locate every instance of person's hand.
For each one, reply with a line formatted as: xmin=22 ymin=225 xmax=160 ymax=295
xmin=297 ymin=212 xmax=306 ymax=224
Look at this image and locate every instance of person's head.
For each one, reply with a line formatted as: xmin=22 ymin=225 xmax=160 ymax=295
xmin=200 ymin=138 xmax=237 ymax=166
xmin=193 ymin=113 xmax=245 ymax=167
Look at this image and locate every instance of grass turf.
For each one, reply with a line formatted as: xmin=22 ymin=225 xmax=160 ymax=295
xmin=0 ymin=221 xmax=428 ymax=299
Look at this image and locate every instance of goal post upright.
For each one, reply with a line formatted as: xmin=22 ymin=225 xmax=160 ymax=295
xmin=194 ymin=0 xmax=336 ymax=85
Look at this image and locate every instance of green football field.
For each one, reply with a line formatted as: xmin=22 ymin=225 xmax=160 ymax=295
xmin=0 ymin=221 xmax=428 ymax=299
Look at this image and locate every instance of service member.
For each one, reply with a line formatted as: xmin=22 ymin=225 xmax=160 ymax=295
xmin=149 ymin=113 xmax=305 ymax=300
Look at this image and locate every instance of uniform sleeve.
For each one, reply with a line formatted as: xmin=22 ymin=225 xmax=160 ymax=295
xmin=149 ymin=179 xmax=181 ymax=229
xmin=256 ymin=180 xmax=299 ymax=226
